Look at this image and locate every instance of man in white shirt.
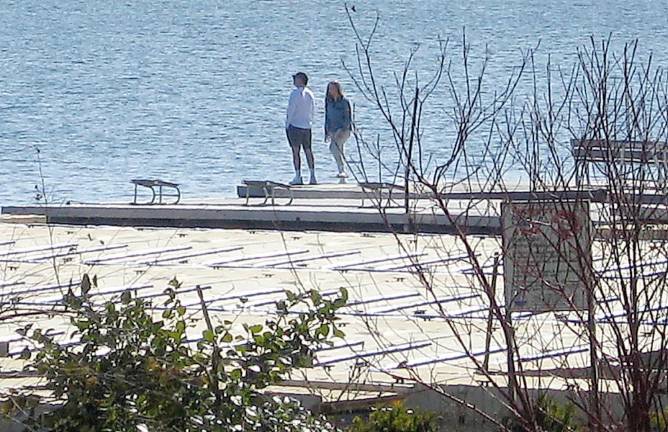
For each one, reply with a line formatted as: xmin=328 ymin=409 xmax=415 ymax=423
xmin=285 ymin=72 xmax=316 ymax=185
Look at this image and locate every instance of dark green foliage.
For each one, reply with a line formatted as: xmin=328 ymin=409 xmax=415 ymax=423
xmin=12 ymin=276 xmax=349 ymax=431
xmin=650 ymin=407 xmax=668 ymax=431
xmin=348 ymin=401 xmax=439 ymax=432
xmin=504 ymin=394 xmax=581 ymax=432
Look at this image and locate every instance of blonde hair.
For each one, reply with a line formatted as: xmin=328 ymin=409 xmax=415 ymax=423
xmin=325 ymin=81 xmax=345 ymax=101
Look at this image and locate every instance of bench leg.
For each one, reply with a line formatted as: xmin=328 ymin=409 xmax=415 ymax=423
xmin=245 ymin=187 xmax=251 ymax=206
xmin=360 ymin=188 xmax=368 ymax=208
xmin=173 ymin=186 xmax=181 ymax=205
xmin=133 ymin=184 xmax=138 ymax=205
xmin=149 ymin=186 xmax=157 ymax=205
xmin=262 ymin=187 xmax=270 ymax=206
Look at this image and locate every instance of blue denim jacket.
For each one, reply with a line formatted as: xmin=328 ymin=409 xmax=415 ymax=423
xmin=325 ymin=97 xmax=352 ymax=136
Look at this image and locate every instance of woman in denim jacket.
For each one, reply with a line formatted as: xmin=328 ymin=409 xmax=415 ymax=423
xmin=324 ymin=81 xmax=352 ymax=178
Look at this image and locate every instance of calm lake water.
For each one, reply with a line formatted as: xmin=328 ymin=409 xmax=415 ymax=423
xmin=1 ymin=0 xmax=668 ymax=204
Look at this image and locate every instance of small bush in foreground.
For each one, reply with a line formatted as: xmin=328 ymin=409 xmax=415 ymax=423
xmin=8 ymin=275 xmax=348 ymax=432
xmin=504 ymin=394 xmax=581 ymax=432
xmin=348 ymin=401 xmax=439 ymax=432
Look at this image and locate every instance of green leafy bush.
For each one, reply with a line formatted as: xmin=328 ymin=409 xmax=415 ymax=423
xmin=348 ymin=401 xmax=439 ymax=432
xmin=650 ymin=407 xmax=668 ymax=431
xmin=504 ymin=394 xmax=581 ymax=432
xmin=11 ymin=275 xmax=349 ymax=431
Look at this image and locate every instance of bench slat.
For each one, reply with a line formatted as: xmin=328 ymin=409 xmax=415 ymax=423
xmin=359 ymin=182 xmax=405 ymax=191
xmin=132 ymin=179 xmax=179 ymax=187
xmin=572 ymin=139 xmax=668 ymax=163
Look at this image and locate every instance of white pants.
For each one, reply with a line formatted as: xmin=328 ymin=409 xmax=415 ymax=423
xmin=329 ymin=129 xmax=350 ymax=173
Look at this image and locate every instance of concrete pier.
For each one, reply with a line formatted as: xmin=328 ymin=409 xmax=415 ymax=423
xmin=2 ymin=184 xmax=501 ymax=234
xmin=2 ymin=203 xmax=497 ymax=234
xmin=5 ymin=183 xmax=637 ymax=234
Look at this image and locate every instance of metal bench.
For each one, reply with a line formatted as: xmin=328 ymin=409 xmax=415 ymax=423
xmin=131 ymin=179 xmax=181 ymax=205
xmin=358 ymin=182 xmax=406 ymax=208
xmin=572 ymin=138 xmax=668 ymax=190
xmin=242 ymin=180 xmax=294 ymax=206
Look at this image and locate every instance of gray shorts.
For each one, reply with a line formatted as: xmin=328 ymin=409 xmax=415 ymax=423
xmin=286 ymin=125 xmax=312 ymax=151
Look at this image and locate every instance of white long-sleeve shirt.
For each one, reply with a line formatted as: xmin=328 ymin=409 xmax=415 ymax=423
xmin=285 ymin=86 xmax=315 ymax=129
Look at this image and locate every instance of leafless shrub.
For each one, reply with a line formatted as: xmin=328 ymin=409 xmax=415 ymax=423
xmin=345 ymin=5 xmax=668 ymax=431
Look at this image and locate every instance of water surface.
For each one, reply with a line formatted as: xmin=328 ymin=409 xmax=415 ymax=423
xmin=1 ymin=0 xmax=667 ymax=204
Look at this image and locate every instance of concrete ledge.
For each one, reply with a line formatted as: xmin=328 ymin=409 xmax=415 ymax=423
xmin=237 ymin=184 xmax=431 ymax=200
xmin=1 ymin=204 xmax=500 ymax=234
